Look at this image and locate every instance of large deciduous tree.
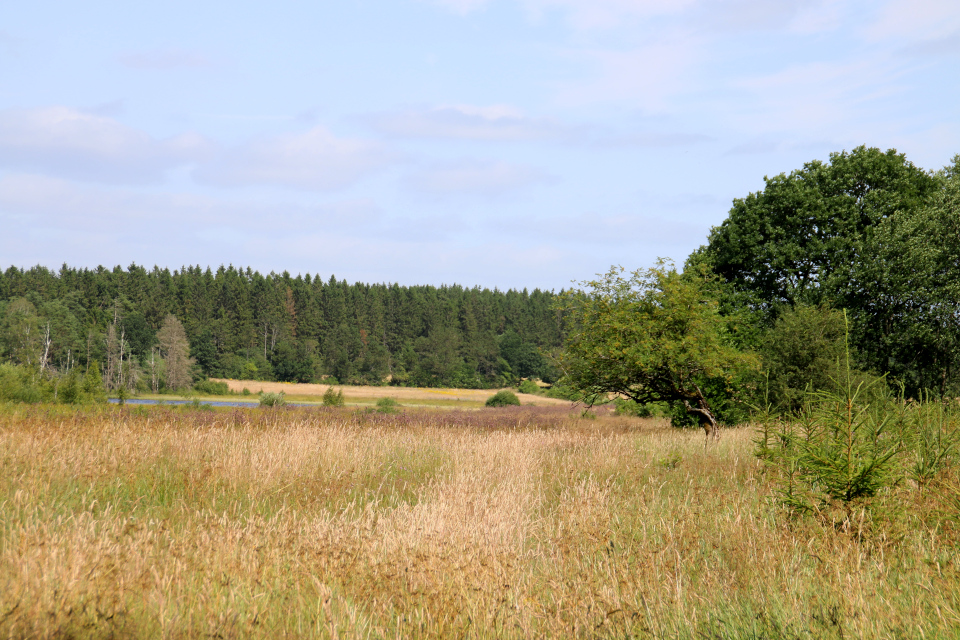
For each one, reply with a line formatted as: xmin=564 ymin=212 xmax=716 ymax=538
xmin=832 ymin=160 xmax=960 ymax=395
xmin=691 ymin=146 xmax=939 ymax=311
xmin=558 ymin=263 xmax=757 ymax=438
xmin=693 ymin=147 xmax=957 ymax=397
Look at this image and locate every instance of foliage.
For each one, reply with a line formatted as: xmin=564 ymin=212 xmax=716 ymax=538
xmin=272 ymin=339 xmax=318 ymax=383
xmin=157 ymin=314 xmax=194 ymax=391
xmin=541 ymin=382 xmax=580 ymax=401
xmin=485 ymin=390 xmax=521 ymax=407
xmin=558 ymin=262 xmax=758 ymax=436
xmin=693 ymin=146 xmax=939 ymax=310
xmin=0 ymin=264 xmax=564 ymax=391
xmin=759 ymin=327 xmax=902 ymax=524
xmin=499 ymin=330 xmax=547 ymax=381
xmin=613 ymin=397 xmax=668 ymax=418
xmin=374 ymin=397 xmax=401 ymax=413
xmin=0 ymin=363 xmax=45 ymax=403
xmin=896 ymin=393 xmax=960 ymax=495
xmin=322 ymin=386 xmax=345 ymax=407
xmin=517 ymin=379 xmax=540 ymax=395
xmin=258 ymin=391 xmax=286 ymax=407
xmin=193 ymin=379 xmax=230 ymax=396
xmin=831 ymin=163 xmax=960 ymax=396
xmin=0 ymin=362 xmax=106 ymax=405
xmin=758 ymin=304 xmax=888 ymax=414
xmin=693 ymin=147 xmax=958 ymax=398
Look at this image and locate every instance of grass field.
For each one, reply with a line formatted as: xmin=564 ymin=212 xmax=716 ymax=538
xmin=1 ymin=403 xmax=959 ymax=638
xmin=206 ymin=379 xmax=571 ymax=408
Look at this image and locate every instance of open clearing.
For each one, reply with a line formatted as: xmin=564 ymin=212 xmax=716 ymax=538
xmin=1 ymin=404 xmax=958 ymax=639
xmin=211 ymin=378 xmax=572 ymax=407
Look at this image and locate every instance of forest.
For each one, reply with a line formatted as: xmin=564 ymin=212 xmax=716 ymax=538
xmin=0 ymin=263 xmax=564 ymax=393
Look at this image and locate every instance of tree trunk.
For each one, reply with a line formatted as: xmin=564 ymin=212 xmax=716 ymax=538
xmin=683 ymin=397 xmax=720 ymax=440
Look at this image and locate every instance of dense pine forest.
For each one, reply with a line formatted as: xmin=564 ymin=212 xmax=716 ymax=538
xmin=0 ymin=264 xmax=565 ymax=392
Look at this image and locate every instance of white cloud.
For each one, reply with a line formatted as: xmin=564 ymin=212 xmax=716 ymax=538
xmin=0 ymin=107 xmax=211 ymax=184
xmin=367 ymin=104 xmax=563 ymax=141
xmin=508 ymin=210 xmax=707 ymax=247
xmin=729 ymin=56 xmax=913 ymax=134
xmin=555 ymin=38 xmax=701 ymax=110
xmin=598 ymin=131 xmax=712 ymax=147
xmin=118 ymin=48 xmax=215 ymax=69
xmin=425 ymin=0 xmax=490 ymax=15
xmin=864 ymin=0 xmax=960 ymax=43
xmin=0 ymin=173 xmax=382 ymax=237
xmin=404 ymin=159 xmax=550 ymax=197
xmin=194 ymin=126 xmax=396 ymax=191
xmin=724 ymin=139 xmax=781 ymax=155
xmin=522 ymin=0 xmax=694 ymax=30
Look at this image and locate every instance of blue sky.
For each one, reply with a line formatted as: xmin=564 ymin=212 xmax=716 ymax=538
xmin=2 ymin=0 xmax=958 ymax=290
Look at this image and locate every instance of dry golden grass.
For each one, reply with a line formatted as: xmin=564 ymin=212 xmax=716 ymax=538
xmin=1 ymin=404 xmax=958 ymax=639
xmin=210 ymin=379 xmax=572 ymax=407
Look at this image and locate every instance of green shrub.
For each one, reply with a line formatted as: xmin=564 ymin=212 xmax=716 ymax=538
xmin=758 ymin=328 xmax=901 ymax=526
xmin=375 ymin=397 xmax=401 ymax=413
xmin=322 ymin=387 xmax=345 ymax=407
xmin=0 ymin=363 xmax=106 ymax=405
xmin=518 ymin=379 xmax=540 ymax=395
xmin=0 ymin=363 xmax=46 ymax=403
xmin=259 ymin=391 xmax=286 ymax=407
xmin=614 ymin=398 xmax=669 ymax=418
xmin=543 ymin=383 xmax=579 ymax=401
xmin=242 ymin=388 xmax=251 ymax=396
xmin=486 ymin=390 xmax=521 ymax=407
xmin=193 ymin=379 xmax=230 ymax=395
xmin=899 ymin=393 xmax=959 ymax=495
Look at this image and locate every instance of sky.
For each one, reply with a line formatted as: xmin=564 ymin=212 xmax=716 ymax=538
xmin=1 ymin=0 xmax=959 ymax=291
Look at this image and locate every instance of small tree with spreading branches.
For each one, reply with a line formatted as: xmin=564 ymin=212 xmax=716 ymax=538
xmin=559 ymin=262 xmax=757 ymax=438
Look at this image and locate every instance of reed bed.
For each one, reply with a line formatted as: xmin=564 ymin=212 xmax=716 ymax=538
xmin=1 ymin=404 xmax=958 ymax=639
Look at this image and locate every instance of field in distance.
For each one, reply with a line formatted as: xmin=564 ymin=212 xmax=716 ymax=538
xmin=210 ymin=378 xmax=573 ymax=408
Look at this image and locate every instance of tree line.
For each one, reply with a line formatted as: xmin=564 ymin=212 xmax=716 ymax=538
xmin=0 ymin=266 xmax=565 ymax=393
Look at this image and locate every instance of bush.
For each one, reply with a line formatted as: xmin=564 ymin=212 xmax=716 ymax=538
xmin=193 ymin=379 xmax=229 ymax=395
xmin=614 ymin=398 xmax=668 ymax=418
xmin=375 ymin=397 xmax=401 ymax=413
xmin=486 ymin=390 xmax=521 ymax=407
xmin=543 ymin=383 xmax=580 ymax=401
xmin=259 ymin=391 xmax=286 ymax=407
xmin=0 ymin=364 xmax=46 ymax=403
xmin=0 ymin=363 xmax=107 ymax=405
xmin=758 ymin=336 xmax=901 ymax=527
xmin=518 ymin=379 xmax=540 ymax=395
xmin=322 ymin=387 xmax=345 ymax=407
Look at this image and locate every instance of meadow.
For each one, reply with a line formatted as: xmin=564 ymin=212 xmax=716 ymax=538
xmin=207 ymin=379 xmax=569 ymax=408
xmin=1 ymin=403 xmax=958 ymax=639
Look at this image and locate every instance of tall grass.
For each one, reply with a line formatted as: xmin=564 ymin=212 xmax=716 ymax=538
xmin=0 ymin=404 xmax=958 ymax=638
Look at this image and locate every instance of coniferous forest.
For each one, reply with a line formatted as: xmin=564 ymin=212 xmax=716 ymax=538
xmin=0 ymin=264 xmax=564 ymax=392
